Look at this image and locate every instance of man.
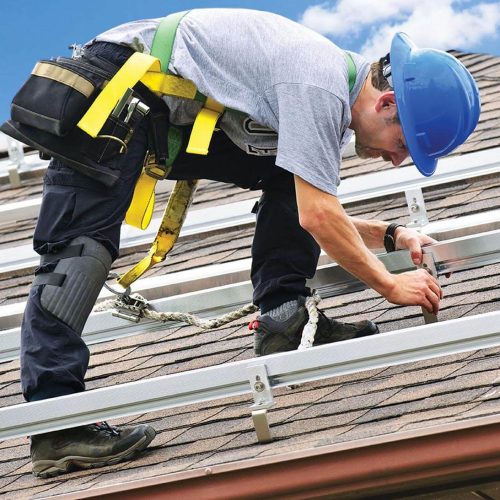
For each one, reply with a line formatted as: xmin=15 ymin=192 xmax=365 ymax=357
xmin=1 ymin=9 xmax=480 ymax=477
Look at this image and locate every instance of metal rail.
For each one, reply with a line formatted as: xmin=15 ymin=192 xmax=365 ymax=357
xmin=1 ymin=230 xmax=500 ymax=362
xmin=1 ymin=308 xmax=499 ymax=441
xmin=0 ymin=145 xmax=498 ymax=242
xmin=0 ymin=196 xmax=258 ymax=275
xmin=0 ymin=218 xmax=498 ymax=332
xmin=1 ymin=188 xmax=500 ymax=281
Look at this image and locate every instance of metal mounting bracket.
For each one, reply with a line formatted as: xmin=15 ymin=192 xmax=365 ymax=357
xmin=405 ymin=187 xmax=429 ymax=228
xmin=7 ymin=138 xmax=24 ymax=188
xmin=247 ymin=363 xmax=275 ymax=443
xmin=420 ymin=251 xmax=439 ymax=324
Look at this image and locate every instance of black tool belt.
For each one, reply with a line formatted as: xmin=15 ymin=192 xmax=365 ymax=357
xmin=0 ymin=42 xmax=170 ymax=187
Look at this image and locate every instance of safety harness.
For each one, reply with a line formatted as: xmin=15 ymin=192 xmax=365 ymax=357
xmin=63 ymin=12 xmax=218 ymax=288
xmin=80 ymin=11 xmax=357 ymax=290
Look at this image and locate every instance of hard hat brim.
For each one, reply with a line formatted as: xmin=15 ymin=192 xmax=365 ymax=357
xmin=390 ymin=33 xmax=437 ymax=177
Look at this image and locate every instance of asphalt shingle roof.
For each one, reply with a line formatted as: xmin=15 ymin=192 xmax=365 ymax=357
xmin=0 ymin=50 xmax=499 ymax=498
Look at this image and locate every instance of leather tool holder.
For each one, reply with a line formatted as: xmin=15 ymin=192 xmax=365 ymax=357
xmin=0 ymin=54 xmax=156 ymax=187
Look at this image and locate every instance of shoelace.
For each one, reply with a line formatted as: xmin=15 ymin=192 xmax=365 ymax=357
xmin=90 ymin=421 xmax=121 ymax=436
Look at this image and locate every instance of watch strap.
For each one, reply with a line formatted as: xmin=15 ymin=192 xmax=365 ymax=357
xmin=384 ymin=223 xmax=405 ymax=253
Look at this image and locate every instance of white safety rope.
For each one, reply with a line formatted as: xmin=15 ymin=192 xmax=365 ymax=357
xmin=95 ymin=280 xmax=321 ymax=344
xmin=297 ymin=290 xmax=322 ymax=350
xmin=144 ymin=301 xmax=258 ymax=328
xmin=94 ymin=293 xmax=258 ymax=329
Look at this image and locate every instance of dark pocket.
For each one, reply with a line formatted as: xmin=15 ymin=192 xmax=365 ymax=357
xmin=80 ymin=115 xmax=132 ymax=164
xmin=35 ymin=187 xmax=77 ymax=242
xmin=11 ymin=57 xmax=111 ymax=136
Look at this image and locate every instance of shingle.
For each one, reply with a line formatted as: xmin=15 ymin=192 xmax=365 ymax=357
xmin=0 ymin=439 xmax=29 ymax=462
xmin=2 ymin=49 xmax=500 ymax=498
xmin=352 ymin=387 xmax=491 ymax=425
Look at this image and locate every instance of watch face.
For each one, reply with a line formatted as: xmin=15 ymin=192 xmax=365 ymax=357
xmin=384 ymin=234 xmax=396 ymax=253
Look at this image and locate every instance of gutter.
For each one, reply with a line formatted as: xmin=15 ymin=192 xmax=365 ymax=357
xmin=52 ymin=415 xmax=500 ymax=499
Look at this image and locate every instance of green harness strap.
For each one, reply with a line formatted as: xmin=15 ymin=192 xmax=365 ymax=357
xmin=150 ymin=11 xmax=187 ymax=72
xmin=152 ymin=11 xmax=206 ymax=104
xmin=344 ymin=51 xmax=357 ymax=92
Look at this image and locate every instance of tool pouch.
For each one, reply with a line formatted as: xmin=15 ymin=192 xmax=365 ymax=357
xmin=11 ymin=57 xmax=110 ymax=137
xmin=0 ymin=52 xmax=155 ymax=186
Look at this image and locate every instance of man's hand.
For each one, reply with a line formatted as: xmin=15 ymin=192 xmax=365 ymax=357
xmin=294 ymin=176 xmax=443 ymax=313
xmin=394 ymin=226 xmax=436 ymax=265
xmin=384 ymin=269 xmax=443 ymax=314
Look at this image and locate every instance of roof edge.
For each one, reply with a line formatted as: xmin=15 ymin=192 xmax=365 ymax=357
xmin=54 ymin=414 xmax=500 ymax=499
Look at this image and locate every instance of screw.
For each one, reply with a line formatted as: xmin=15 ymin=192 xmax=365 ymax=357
xmin=254 ymin=376 xmax=265 ymax=392
xmin=254 ymin=381 xmax=265 ymax=392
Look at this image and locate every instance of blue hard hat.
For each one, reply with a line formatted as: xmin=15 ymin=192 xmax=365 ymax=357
xmin=389 ymin=33 xmax=481 ymax=176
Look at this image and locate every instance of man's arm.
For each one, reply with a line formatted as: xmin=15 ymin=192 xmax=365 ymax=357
xmin=294 ymin=175 xmax=442 ymax=314
xmin=351 ymin=217 xmax=437 ymax=266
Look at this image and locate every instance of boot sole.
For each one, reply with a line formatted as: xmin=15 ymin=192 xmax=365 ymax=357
xmin=32 ymin=427 xmax=156 ymax=479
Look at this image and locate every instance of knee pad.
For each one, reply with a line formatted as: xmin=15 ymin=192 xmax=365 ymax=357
xmin=34 ymin=236 xmax=112 ymax=333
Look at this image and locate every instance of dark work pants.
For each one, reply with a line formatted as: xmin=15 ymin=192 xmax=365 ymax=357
xmin=20 ymin=43 xmax=320 ymax=402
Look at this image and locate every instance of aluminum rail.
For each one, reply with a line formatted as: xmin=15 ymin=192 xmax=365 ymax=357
xmin=339 ymin=147 xmax=500 ymax=205
xmin=0 ymin=148 xmax=47 ymax=186
xmin=0 ymin=146 xmax=498 ymax=229
xmin=2 ymin=190 xmax=500 ymax=280
xmin=1 ymin=309 xmax=500 ymax=441
xmin=1 ymin=230 xmax=500 ymax=362
xmin=1 ymin=206 xmax=498 ymax=330
xmin=0 ymin=198 xmax=257 ymax=275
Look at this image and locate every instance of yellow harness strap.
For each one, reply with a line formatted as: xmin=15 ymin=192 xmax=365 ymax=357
xmin=118 ymin=179 xmax=199 ymax=288
xmin=78 ymin=12 xmax=225 ymax=288
xmin=77 ymin=52 xmax=161 ymax=137
xmin=186 ymin=97 xmax=225 ymax=155
xmin=140 ymin=72 xmax=198 ymax=99
xmin=124 ymin=170 xmax=157 ymax=230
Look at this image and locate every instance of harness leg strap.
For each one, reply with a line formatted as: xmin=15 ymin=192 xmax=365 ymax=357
xmin=34 ymin=236 xmax=113 ymax=333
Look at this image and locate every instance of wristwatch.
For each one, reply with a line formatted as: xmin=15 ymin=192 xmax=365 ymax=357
xmin=384 ymin=223 xmax=405 ymax=253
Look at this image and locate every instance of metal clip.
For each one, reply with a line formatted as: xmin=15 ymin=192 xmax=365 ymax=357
xmin=405 ymin=187 xmax=429 ymax=228
xmin=111 ymin=88 xmax=134 ymax=119
xmin=247 ymin=363 xmax=275 ymax=443
xmin=113 ymin=294 xmax=149 ymax=323
xmin=420 ymin=252 xmax=439 ymax=324
xmin=69 ymin=43 xmax=84 ymax=59
xmin=104 ymin=273 xmax=149 ymax=323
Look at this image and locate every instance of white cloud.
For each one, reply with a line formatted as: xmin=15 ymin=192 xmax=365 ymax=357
xmin=300 ymin=0 xmax=500 ymax=60
xmin=300 ymin=0 xmax=419 ymax=36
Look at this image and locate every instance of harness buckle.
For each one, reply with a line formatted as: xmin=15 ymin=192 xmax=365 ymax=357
xmin=144 ymin=154 xmax=171 ymax=180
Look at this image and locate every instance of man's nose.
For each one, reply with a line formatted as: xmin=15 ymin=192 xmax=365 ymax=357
xmin=390 ymin=151 xmax=408 ymax=166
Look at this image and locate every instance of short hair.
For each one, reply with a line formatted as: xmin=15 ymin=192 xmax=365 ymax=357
xmin=370 ymin=58 xmax=392 ymax=92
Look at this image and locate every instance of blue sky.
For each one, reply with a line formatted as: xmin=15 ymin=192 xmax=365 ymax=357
xmin=1 ymin=0 xmax=499 ymax=123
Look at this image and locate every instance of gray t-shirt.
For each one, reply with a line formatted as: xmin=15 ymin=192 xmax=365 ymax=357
xmin=91 ymin=9 xmax=370 ymax=195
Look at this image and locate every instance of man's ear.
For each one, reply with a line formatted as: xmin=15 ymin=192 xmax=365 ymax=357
xmin=374 ymin=91 xmax=397 ymax=113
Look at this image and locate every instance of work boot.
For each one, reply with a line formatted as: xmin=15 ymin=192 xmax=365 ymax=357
xmin=31 ymin=421 xmax=156 ymax=478
xmin=252 ymin=296 xmax=379 ymax=356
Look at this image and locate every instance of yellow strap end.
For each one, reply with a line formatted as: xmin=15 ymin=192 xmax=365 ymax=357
xmin=125 ymin=170 xmax=157 ymax=230
xmin=186 ymin=107 xmax=223 ymax=155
